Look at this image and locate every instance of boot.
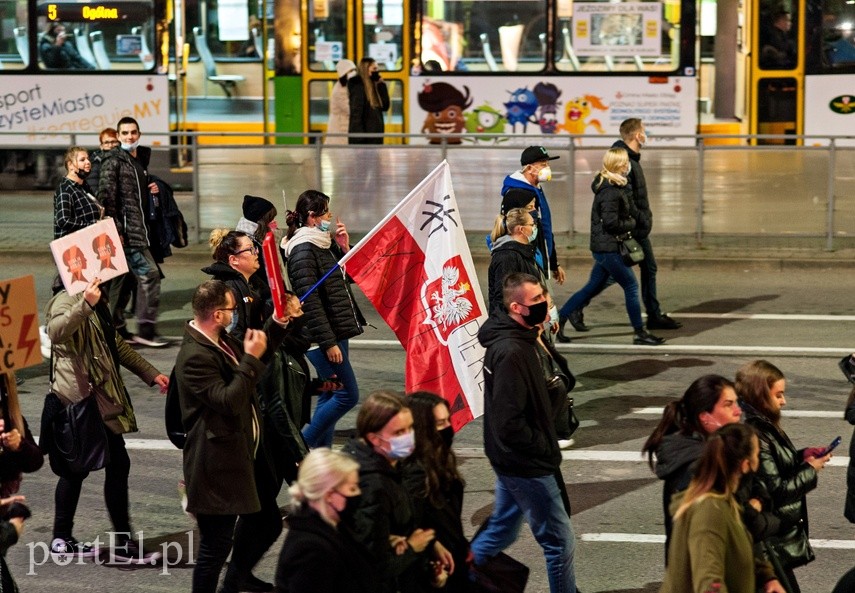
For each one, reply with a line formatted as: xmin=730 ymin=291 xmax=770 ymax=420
xmin=568 ymin=309 xmax=590 ymax=332
xmin=633 ymin=329 xmax=665 ymax=346
xmin=647 ymin=314 xmax=682 ymax=330
xmin=556 ymin=317 xmax=572 ymax=343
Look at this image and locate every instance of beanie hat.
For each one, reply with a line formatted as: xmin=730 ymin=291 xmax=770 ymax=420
xmin=242 ymin=195 xmax=275 ymax=222
xmin=501 ymin=187 xmax=537 ymax=214
xmin=336 ymin=59 xmax=357 ymax=78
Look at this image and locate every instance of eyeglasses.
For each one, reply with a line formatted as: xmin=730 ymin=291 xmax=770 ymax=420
xmin=233 ymin=245 xmax=258 ymax=256
xmin=218 ymin=306 xmax=238 ymax=313
xmin=101 ymin=139 xmax=119 ymax=147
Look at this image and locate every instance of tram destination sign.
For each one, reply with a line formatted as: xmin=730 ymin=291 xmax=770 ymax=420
xmin=38 ymin=1 xmax=153 ymax=22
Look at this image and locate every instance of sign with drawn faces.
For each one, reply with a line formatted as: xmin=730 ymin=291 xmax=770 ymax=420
xmin=49 ymin=217 xmax=129 ymax=295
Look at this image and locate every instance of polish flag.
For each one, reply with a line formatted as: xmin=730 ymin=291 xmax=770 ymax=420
xmin=339 ymin=161 xmax=486 ymax=429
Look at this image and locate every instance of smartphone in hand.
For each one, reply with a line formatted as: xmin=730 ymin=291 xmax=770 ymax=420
xmin=819 ymin=436 xmax=842 ymax=457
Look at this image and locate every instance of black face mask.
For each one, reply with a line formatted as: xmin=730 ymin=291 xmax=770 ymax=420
xmin=438 ymin=426 xmax=454 ymax=449
xmin=75 ymin=168 xmax=90 ymax=180
xmin=520 ymin=301 xmax=548 ymax=327
xmin=370 ymin=71 xmax=381 ymax=82
xmin=337 ymin=493 xmax=361 ymax=525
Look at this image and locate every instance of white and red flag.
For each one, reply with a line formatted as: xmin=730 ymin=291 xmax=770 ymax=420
xmin=339 ymin=161 xmax=486 ymax=429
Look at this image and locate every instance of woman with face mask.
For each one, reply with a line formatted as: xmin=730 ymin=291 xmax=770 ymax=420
xmin=556 ymin=147 xmax=664 ymax=346
xmin=327 ymin=59 xmax=358 ymax=145
xmin=348 ymin=57 xmax=390 ymax=144
xmin=661 ymin=423 xmax=785 ymax=593
xmin=487 ymin=203 xmax=544 ymax=318
xmin=274 ymin=448 xmax=375 ymax=593
xmin=342 ymin=391 xmax=453 ymax=593
xmin=283 ymin=190 xmax=365 ymax=448
xmin=53 ymin=146 xmax=103 ymax=239
xmin=401 ymin=392 xmax=466 ymax=591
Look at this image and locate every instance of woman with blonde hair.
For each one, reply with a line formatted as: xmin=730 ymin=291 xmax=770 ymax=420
xmin=487 ymin=205 xmax=542 ymax=317
xmin=661 ymin=423 xmax=785 ymax=593
xmin=348 ymin=57 xmax=390 ymax=144
xmin=274 ymin=448 xmax=373 ymax=593
xmin=557 ymin=147 xmax=663 ymax=345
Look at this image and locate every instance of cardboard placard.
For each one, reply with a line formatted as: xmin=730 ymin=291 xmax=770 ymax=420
xmin=49 ymin=218 xmax=129 ymax=296
xmin=0 ymin=275 xmax=43 ymax=372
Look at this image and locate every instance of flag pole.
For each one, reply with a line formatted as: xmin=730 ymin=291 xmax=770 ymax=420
xmin=298 ymin=263 xmax=341 ymax=303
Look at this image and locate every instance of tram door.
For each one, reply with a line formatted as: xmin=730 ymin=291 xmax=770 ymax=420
xmin=748 ymin=0 xmax=803 ymax=144
xmin=299 ymin=0 xmax=409 ymax=142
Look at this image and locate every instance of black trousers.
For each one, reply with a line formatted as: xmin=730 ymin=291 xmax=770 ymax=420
xmin=53 ymin=431 xmax=131 ymax=539
xmin=193 ymin=513 xmax=237 ymax=593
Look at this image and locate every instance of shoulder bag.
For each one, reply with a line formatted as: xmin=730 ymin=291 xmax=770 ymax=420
xmin=52 ymin=393 xmax=111 ymax=473
xmin=616 ymin=232 xmax=644 ymax=267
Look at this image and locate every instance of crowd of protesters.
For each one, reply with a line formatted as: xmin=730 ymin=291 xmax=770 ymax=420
xmin=0 ymin=115 xmax=847 ymax=593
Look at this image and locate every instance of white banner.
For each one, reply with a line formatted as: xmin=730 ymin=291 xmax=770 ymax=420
xmin=0 ymin=75 xmax=170 ymax=147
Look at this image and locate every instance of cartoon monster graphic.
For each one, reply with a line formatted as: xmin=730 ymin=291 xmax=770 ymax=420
xmin=418 ymin=82 xmax=473 ymax=144
xmin=463 ymin=102 xmax=507 ymax=143
xmin=557 ymin=94 xmax=609 ymax=135
xmin=503 ymin=87 xmax=539 ymax=133
xmin=533 ymin=82 xmax=562 ymax=135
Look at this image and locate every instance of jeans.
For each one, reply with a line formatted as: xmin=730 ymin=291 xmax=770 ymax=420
xmin=559 ymin=251 xmax=643 ymax=330
xmin=53 ymin=431 xmax=131 ymax=539
xmin=471 ymin=472 xmax=577 ymax=593
xmin=574 ymin=237 xmax=662 ymax=318
xmin=118 ymin=247 xmax=160 ymax=326
xmin=193 ymin=513 xmax=237 ymax=593
xmin=303 ymin=340 xmax=359 ymax=447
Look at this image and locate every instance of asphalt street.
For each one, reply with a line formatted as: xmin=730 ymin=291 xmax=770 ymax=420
xmin=3 ymin=251 xmax=855 ymax=593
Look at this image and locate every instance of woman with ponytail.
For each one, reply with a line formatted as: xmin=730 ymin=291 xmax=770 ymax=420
xmin=274 ymin=448 xmax=374 ymax=593
xmin=660 ymin=423 xmax=785 ymax=593
xmin=487 ymin=206 xmax=542 ymax=317
xmin=641 ymin=374 xmax=743 ymax=557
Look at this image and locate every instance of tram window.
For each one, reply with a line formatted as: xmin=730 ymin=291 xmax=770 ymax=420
xmin=759 ymin=9 xmax=797 ymax=69
xmin=363 ymin=0 xmax=403 ymax=72
xmin=818 ymin=2 xmax=855 ymax=69
xmin=193 ymin=0 xmax=267 ymax=60
xmin=1 ymin=0 xmax=29 ymax=70
xmin=554 ymin=0 xmax=680 ymax=73
xmin=308 ymin=0 xmax=348 ymax=72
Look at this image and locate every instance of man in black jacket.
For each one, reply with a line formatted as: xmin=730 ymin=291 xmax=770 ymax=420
xmin=563 ymin=118 xmax=682 ymax=334
xmin=470 ymin=273 xmax=578 ymax=593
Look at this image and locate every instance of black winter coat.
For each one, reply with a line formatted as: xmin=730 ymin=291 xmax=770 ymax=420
xmin=202 ymin=261 xmax=267 ymax=342
xmin=477 ymin=312 xmax=562 ymax=478
xmin=845 ymin=400 xmax=855 ymax=523
xmin=341 ymin=438 xmax=427 ymax=593
xmin=588 ymin=175 xmax=638 ymax=253
xmin=743 ymin=405 xmax=817 ymax=569
xmin=347 ymin=77 xmax=390 ymax=144
xmin=612 ymin=140 xmax=653 ymax=239
xmin=487 ymin=237 xmax=542 ymax=316
xmin=274 ymin=507 xmax=376 ymax=593
xmin=98 ymin=146 xmax=152 ymax=250
xmin=286 ymin=241 xmax=363 ymax=350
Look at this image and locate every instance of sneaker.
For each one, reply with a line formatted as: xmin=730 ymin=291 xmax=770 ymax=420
xmin=557 ymin=438 xmax=575 ymax=449
xmin=633 ymin=329 xmax=665 ymax=346
xmin=51 ymin=537 xmax=97 ymax=558
xmin=839 ymin=355 xmax=855 ymax=385
xmin=646 ymin=314 xmax=683 ymax=330
xmin=135 ymin=324 xmax=169 ymax=348
xmin=105 ymin=536 xmax=163 ymax=564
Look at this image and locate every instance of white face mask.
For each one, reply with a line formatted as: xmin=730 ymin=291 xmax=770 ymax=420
xmin=121 ymin=140 xmax=140 ymax=152
xmin=537 ymin=166 xmax=552 ymax=183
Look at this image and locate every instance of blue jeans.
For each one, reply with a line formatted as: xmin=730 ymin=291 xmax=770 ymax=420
xmin=559 ymin=251 xmax=643 ymax=330
xmin=471 ymin=472 xmax=577 ymax=593
xmin=303 ymin=340 xmax=359 ymax=447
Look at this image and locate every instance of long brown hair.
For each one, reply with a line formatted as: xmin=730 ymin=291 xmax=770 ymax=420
xmin=408 ymin=392 xmax=463 ymax=506
xmin=734 ymin=360 xmax=784 ymax=424
xmin=358 ymin=57 xmax=382 ymax=109
xmin=673 ymin=423 xmax=757 ymax=520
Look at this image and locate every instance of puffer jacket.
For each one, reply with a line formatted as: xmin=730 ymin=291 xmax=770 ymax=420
xmin=743 ymin=404 xmax=817 ymax=569
xmin=45 ymin=291 xmax=159 ymax=434
xmin=612 ymin=139 xmax=653 ymax=239
xmin=285 ymin=240 xmax=363 ymax=350
xmin=340 ymin=438 xmax=425 ymax=593
xmin=98 ymin=146 xmax=152 ymax=249
xmin=487 ymin=236 xmax=542 ymax=316
xmin=589 ymin=174 xmax=638 ymax=253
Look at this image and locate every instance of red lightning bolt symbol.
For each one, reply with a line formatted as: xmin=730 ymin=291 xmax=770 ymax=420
xmin=17 ymin=313 xmax=38 ymax=361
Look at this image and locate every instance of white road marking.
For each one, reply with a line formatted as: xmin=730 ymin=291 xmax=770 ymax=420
xmin=580 ymin=533 xmax=855 ymax=549
xmin=633 ymin=407 xmax=843 ymax=419
xmin=456 ymin=448 xmax=849 ymax=465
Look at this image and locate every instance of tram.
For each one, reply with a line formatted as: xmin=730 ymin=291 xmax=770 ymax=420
xmin=0 ymin=0 xmax=853 ymax=152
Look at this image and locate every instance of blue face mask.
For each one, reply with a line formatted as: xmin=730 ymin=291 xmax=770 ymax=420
xmin=120 ymin=140 xmax=140 ymax=152
xmin=318 ymin=219 xmax=331 ymax=232
xmin=225 ymin=309 xmax=238 ymax=334
xmin=528 ymin=225 xmax=539 ymax=244
xmin=385 ymin=431 xmax=415 ymax=460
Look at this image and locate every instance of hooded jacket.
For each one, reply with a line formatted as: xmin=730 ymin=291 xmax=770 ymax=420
xmin=501 ymin=173 xmax=558 ymax=275
xmin=477 ymin=312 xmax=562 ymax=477
xmin=612 ymin=139 xmax=653 ymax=239
xmin=340 ymin=438 xmax=424 ymax=593
xmin=742 ymin=404 xmax=817 ymax=569
xmin=201 ymin=260 xmax=267 ymax=342
xmin=653 ymin=431 xmax=705 ymax=551
xmin=487 ymin=236 xmax=542 ymax=316
xmin=589 ymin=174 xmax=638 ymax=253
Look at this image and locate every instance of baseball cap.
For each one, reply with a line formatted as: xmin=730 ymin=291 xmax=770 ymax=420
xmin=520 ymin=146 xmax=560 ymax=166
